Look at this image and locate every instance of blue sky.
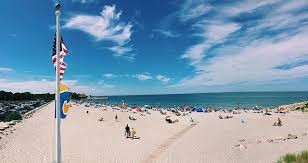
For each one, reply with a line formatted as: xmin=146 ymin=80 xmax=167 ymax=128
xmin=0 ymin=0 xmax=308 ymax=95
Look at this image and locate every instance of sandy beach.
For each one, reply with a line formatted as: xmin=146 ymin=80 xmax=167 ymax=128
xmin=0 ymin=102 xmax=308 ymax=163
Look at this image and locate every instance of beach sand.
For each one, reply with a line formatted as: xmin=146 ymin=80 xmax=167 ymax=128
xmin=0 ymin=102 xmax=308 ymax=163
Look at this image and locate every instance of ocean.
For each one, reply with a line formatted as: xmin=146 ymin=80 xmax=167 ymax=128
xmin=85 ymin=92 xmax=308 ymax=108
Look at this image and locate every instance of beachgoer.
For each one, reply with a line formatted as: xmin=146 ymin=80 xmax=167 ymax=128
xmin=131 ymin=128 xmax=136 ymax=139
xmin=86 ymin=111 xmax=89 ymax=114
xmin=264 ymin=109 xmax=271 ymax=115
xmin=115 ymin=114 xmax=118 ymax=121
xmin=129 ymin=116 xmax=136 ymax=120
xmin=273 ymin=117 xmax=282 ymax=126
xmin=190 ymin=117 xmax=195 ymax=125
xmin=125 ymin=124 xmax=130 ymax=138
xmin=277 ymin=117 xmax=282 ymax=126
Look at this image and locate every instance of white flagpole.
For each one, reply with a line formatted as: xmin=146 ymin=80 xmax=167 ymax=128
xmin=55 ymin=1 xmax=61 ymax=163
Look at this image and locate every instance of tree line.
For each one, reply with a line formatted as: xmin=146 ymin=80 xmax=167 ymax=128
xmin=0 ymin=91 xmax=54 ymax=101
xmin=0 ymin=90 xmax=87 ymax=101
xmin=71 ymin=92 xmax=88 ymax=100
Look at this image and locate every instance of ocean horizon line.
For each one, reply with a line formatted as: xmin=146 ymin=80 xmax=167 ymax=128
xmin=92 ymin=90 xmax=308 ymax=97
xmin=1 ymin=90 xmax=308 ymax=98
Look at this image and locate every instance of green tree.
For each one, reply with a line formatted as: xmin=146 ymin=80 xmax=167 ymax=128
xmin=4 ymin=111 xmax=22 ymax=122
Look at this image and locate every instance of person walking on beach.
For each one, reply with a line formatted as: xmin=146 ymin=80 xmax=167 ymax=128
xmin=115 ymin=114 xmax=118 ymax=122
xmin=125 ymin=124 xmax=130 ymax=138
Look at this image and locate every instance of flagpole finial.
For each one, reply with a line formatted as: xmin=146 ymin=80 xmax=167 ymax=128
xmin=55 ymin=1 xmax=61 ymax=13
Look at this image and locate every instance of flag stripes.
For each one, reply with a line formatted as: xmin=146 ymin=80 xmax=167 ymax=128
xmin=52 ymin=34 xmax=68 ymax=80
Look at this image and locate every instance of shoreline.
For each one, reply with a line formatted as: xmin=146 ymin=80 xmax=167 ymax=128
xmin=0 ymin=101 xmax=307 ymax=162
xmin=83 ymin=91 xmax=308 ymax=109
xmin=80 ymin=100 xmax=308 ymax=112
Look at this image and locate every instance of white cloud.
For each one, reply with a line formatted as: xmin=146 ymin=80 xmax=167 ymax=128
xmin=153 ymin=29 xmax=180 ymax=38
xmin=65 ymin=5 xmax=131 ymax=45
xmin=64 ymin=5 xmax=134 ymax=58
xmin=103 ymin=73 xmax=172 ymax=84
xmin=177 ymin=28 xmax=308 ymax=88
xmin=135 ymin=73 xmax=152 ymax=81
xmin=179 ymin=0 xmax=212 ymax=22
xmin=156 ymin=75 xmax=170 ymax=84
xmin=204 ymin=23 xmax=240 ymax=43
xmin=176 ymin=0 xmax=308 ymax=90
xmin=0 ymin=79 xmax=54 ymax=93
xmin=108 ymin=46 xmax=133 ymax=56
xmin=0 ymin=67 xmax=14 ymax=73
xmin=181 ymin=22 xmax=240 ymax=65
xmin=103 ymin=73 xmax=116 ymax=79
xmin=251 ymin=3 xmax=308 ymax=32
xmin=181 ymin=43 xmax=209 ymax=65
xmin=0 ymin=78 xmax=116 ymax=95
xmin=71 ymin=0 xmax=97 ymax=4
xmin=222 ymin=0 xmax=280 ymax=16
xmin=277 ymin=0 xmax=308 ymax=13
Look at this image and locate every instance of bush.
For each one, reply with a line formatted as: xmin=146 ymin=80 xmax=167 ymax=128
xmin=277 ymin=150 xmax=308 ymax=163
xmin=4 ymin=111 xmax=22 ymax=122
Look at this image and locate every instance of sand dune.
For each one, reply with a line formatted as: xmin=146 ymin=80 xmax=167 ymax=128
xmin=0 ymin=102 xmax=308 ymax=163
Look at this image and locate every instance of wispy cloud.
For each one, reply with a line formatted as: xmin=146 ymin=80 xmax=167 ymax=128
xmin=178 ymin=0 xmax=212 ymax=22
xmin=181 ymin=22 xmax=240 ymax=65
xmin=156 ymin=75 xmax=170 ymax=84
xmin=0 ymin=78 xmax=115 ymax=95
xmin=279 ymin=0 xmax=308 ymax=13
xmin=104 ymin=72 xmax=172 ymax=84
xmin=71 ymin=0 xmax=96 ymax=4
xmin=64 ymin=5 xmax=134 ymax=59
xmin=103 ymin=73 xmax=116 ymax=79
xmin=153 ymin=29 xmax=180 ymax=38
xmin=177 ymin=29 xmax=308 ymax=87
xmin=0 ymin=67 xmax=14 ymax=73
xmin=0 ymin=79 xmax=54 ymax=93
xmin=221 ymin=0 xmax=280 ymax=17
xmin=108 ymin=46 xmax=133 ymax=55
xmin=174 ymin=0 xmax=308 ymax=89
xmin=135 ymin=73 xmax=152 ymax=81
xmin=108 ymin=46 xmax=135 ymax=61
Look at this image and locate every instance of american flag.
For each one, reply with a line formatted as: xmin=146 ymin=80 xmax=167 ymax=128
xmin=52 ymin=34 xmax=68 ymax=80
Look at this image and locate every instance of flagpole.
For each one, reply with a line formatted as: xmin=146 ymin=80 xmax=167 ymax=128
xmin=55 ymin=1 xmax=61 ymax=163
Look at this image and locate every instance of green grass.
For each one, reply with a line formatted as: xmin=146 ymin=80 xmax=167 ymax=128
xmin=277 ymin=151 xmax=308 ymax=163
